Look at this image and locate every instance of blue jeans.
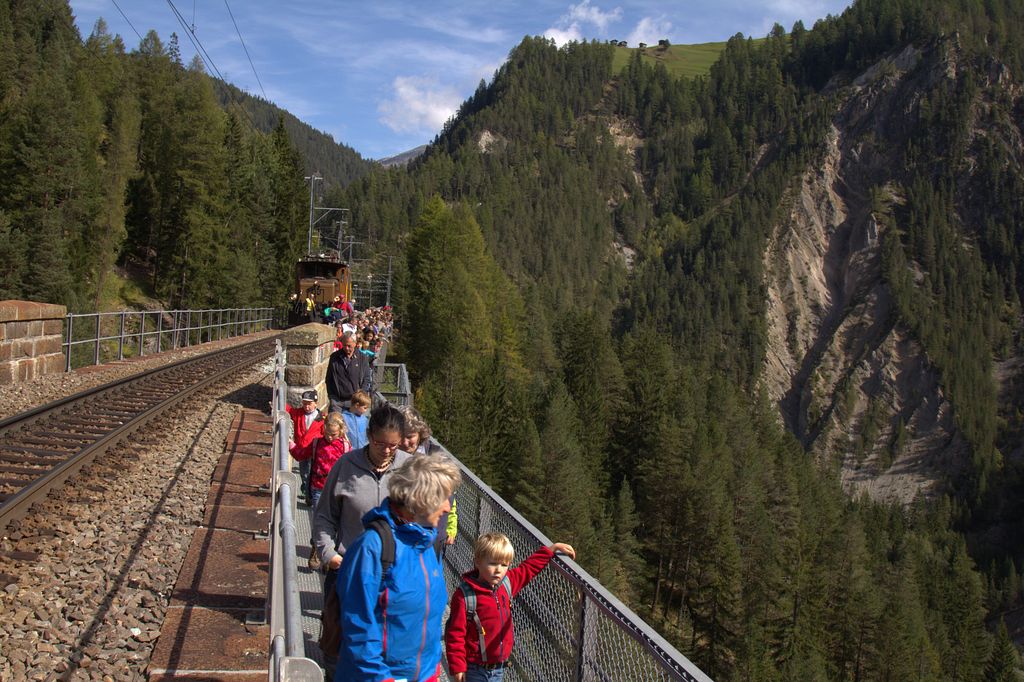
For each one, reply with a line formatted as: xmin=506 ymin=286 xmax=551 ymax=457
xmin=310 ymin=487 xmax=322 ymax=510
xmin=465 ymin=664 xmax=506 ymax=682
xmin=298 ymin=458 xmax=311 ymax=500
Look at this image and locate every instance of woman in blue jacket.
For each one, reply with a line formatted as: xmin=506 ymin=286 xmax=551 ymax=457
xmin=335 ymin=454 xmax=462 ymax=682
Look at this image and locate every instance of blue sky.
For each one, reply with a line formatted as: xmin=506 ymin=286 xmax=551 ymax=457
xmin=69 ymin=0 xmax=853 ymax=160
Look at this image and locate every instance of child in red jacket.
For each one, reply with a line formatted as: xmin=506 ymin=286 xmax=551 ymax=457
xmin=290 ymin=413 xmax=351 ymax=569
xmin=445 ymin=532 xmax=576 ymax=681
xmin=285 ymin=390 xmax=324 ymax=504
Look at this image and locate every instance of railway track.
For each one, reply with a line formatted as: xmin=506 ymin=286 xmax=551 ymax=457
xmin=0 ymin=336 xmax=279 ymax=533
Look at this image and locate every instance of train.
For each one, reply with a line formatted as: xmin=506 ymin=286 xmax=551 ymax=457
xmin=288 ymin=252 xmax=352 ymax=325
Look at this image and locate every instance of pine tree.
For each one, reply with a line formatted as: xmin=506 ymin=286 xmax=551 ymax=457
xmin=7 ymin=1 xmax=87 ymax=308
xmin=611 ymin=480 xmax=645 ymax=603
xmin=79 ymin=19 xmax=140 ymax=307
xmin=536 ymin=380 xmax=604 ymax=568
xmin=0 ymin=210 xmax=24 ymax=299
xmin=690 ymin=497 xmax=743 ymax=677
xmin=984 ymin=619 xmax=1020 ymax=682
xmin=942 ymin=543 xmax=993 ymax=680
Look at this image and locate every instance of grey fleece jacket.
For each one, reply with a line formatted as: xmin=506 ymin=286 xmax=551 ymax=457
xmin=312 ymin=445 xmax=413 ymax=567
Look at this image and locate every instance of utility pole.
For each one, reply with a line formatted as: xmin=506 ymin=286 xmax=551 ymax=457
xmin=304 ymin=173 xmax=320 ymax=255
xmin=303 ymin=172 xmax=347 ymax=257
xmin=385 ymin=256 xmax=392 ymax=307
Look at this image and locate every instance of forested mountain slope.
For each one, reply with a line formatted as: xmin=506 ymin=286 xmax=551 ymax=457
xmin=3 ymin=0 xmax=1024 ymax=677
xmin=340 ymin=1 xmax=1024 ymax=678
xmin=0 ymin=1 xmax=310 ymax=311
xmin=213 ymin=80 xmax=373 ymax=187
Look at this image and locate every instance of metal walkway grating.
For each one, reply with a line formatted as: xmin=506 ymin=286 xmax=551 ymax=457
xmin=291 ymin=484 xmax=451 ymax=680
xmin=294 ymin=494 xmax=327 ymax=668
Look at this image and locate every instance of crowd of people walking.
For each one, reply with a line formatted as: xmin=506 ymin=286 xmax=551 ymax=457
xmin=284 ymin=301 xmax=575 ymax=682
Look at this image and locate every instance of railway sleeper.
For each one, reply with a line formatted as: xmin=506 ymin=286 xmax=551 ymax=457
xmin=0 ymin=464 xmax=50 ymax=476
xmin=17 ymin=433 xmax=96 ymax=445
xmin=37 ymin=427 xmax=108 ymax=437
xmin=0 ymin=453 xmax=66 ymax=465
xmin=58 ymin=417 xmax=119 ymax=430
xmin=0 ymin=475 xmax=38 ymax=487
xmin=0 ymin=445 xmax=74 ymax=458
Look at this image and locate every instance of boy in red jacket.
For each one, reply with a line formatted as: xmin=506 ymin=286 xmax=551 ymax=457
xmin=285 ymin=390 xmax=324 ymax=504
xmin=445 ymin=532 xmax=576 ymax=681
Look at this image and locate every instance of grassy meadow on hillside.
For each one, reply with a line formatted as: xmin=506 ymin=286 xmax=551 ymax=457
xmin=612 ymin=41 xmax=727 ymax=78
xmin=611 ymin=39 xmax=768 ymax=78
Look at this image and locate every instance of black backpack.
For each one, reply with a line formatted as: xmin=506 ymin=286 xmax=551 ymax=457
xmin=366 ymin=516 xmax=396 ymax=575
xmin=321 ymin=517 xmax=396 ymax=655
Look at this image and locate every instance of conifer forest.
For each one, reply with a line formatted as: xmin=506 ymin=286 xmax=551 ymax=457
xmin=5 ymin=0 xmax=1024 ymax=678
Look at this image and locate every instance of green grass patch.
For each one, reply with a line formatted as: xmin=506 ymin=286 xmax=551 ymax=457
xmin=611 ymin=40 xmax=762 ymax=79
xmin=95 ymin=264 xmax=162 ymax=312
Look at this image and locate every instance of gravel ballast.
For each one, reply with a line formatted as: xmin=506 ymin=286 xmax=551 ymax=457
xmin=0 ymin=345 xmax=276 ymax=681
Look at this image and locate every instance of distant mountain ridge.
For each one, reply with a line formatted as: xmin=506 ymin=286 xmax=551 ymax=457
xmin=212 ymin=80 xmax=373 ymax=188
xmin=378 ymin=144 xmax=428 ymax=167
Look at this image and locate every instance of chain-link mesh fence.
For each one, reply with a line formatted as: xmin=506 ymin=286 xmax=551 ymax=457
xmin=431 ymin=440 xmax=712 ymax=682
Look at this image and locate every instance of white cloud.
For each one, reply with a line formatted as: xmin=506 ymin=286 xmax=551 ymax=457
xmin=568 ymin=0 xmax=623 ymax=32
xmin=544 ymin=24 xmax=583 ymax=47
xmin=767 ymin=0 xmax=831 ymax=15
xmin=378 ymin=76 xmax=463 ymax=135
xmin=544 ymin=0 xmax=622 ymax=46
xmin=414 ymin=14 xmax=509 ymax=44
xmin=627 ymin=16 xmax=673 ymax=46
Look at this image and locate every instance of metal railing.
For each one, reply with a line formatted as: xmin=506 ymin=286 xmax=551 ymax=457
xmin=63 ymin=307 xmax=279 ymax=371
xmin=373 ymin=370 xmax=710 ymax=682
xmin=268 ymin=340 xmax=321 ymax=680
xmin=433 ymin=440 xmax=711 ymax=682
xmin=263 ymin=349 xmax=709 ymax=681
xmin=374 ymin=363 xmax=412 ymax=407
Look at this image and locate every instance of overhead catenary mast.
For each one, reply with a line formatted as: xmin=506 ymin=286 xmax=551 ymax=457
xmin=304 ymin=173 xmax=347 ymax=258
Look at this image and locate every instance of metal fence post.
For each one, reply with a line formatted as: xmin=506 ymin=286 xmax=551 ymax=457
xmin=93 ymin=314 xmax=101 ymax=366
xmin=156 ymin=312 xmax=163 ymax=354
xmin=138 ymin=311 xmax=146 ymax=357
xmin=64 ymin=313 xmax=73 ymax=372
xmin=575 ymin=595 xmax=588 ymax=681
xmin=117 ymin=312 xmax=126 ymax=361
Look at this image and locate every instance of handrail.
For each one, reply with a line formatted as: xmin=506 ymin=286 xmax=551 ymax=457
xmin=372 ymin=371 xmax=711 ymax=682
xmin=267 ymin=340 xmax=321 ymax=680
xmin=62 ymin=307 xmax=280 ymax=371
xmin=430 ymin=439 xmax=712 ymax=682
xmin=266 ymin=346 xmax=709 ymax=681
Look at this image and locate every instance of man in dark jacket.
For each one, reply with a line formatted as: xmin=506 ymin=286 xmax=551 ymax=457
xmin=326 ymin=332 xmax=371 ymax=413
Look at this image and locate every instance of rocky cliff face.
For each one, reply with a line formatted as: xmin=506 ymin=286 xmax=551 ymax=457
xmin=763 ymin=42 xmax=991 ymax=504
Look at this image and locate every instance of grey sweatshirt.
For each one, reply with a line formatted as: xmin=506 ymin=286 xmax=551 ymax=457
xmin=312 ymin=445 xmax=413 ymax=567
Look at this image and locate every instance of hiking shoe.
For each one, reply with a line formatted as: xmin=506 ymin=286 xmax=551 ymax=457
xmin=307 ymin=548 xmax=321 ymax=570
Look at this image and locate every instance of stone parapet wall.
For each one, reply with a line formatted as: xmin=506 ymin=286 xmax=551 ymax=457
xmin=0 ymin=300 xmax=66 ymax=385
xmin=284 ymin=323 xmax=336 ymax=410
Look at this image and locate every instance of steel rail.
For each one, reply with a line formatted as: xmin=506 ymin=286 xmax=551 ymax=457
xmin=0 ymin=336 xmax=279 ymax=533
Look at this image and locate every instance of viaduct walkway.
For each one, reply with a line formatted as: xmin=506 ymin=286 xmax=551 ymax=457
xmin=143 ymin=331 xmax=711 ymax=681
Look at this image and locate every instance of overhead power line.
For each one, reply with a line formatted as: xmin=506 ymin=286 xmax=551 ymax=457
xmin=166 ymin=0 xmax=226 ymax=82
xmin=223 ymin=0 xmax=268 ymax=101
xmin=164 ymin=0 xmax=259 ymax=130
xmin=110 ymin=0 xmax=143 ymax=41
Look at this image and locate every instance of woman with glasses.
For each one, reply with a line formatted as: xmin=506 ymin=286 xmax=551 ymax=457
xmin=335 ymin=454 xmax=461 ymax=682
xmin=312 ymin=404 xmax=411 ymax=677
xmin=397 ymin=405 xmax=458 ymax=554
